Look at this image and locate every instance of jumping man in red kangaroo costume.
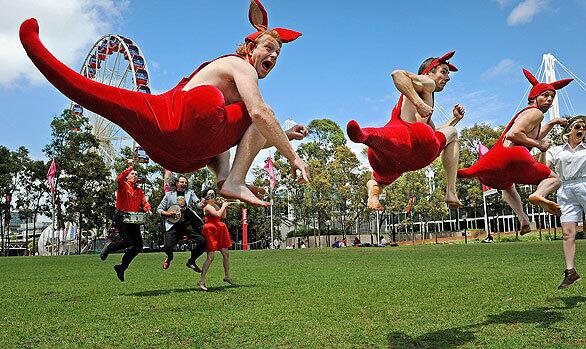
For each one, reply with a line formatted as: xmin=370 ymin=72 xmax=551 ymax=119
xmin=19 ymin=0 xmax=310 ymax=207
xmin=458 ymin=69 xmax=573 ymax=230
xmin=347 ymin=52 xmax=465 ymax=211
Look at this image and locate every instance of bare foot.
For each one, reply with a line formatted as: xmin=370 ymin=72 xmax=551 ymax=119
xmin=529 ymin=194 xmax=561 ymax=216
xmin=221 ymin=181 xmax=270 ymax=207
xmin=367 ymin=180 xmax=384 ymax=211
xmin=217 ymin=180 xmax=266 ymax=200
xmin=520 ymin=224 xmax=531 ymax=235
xmin=223 ymin=277 xmax=235 ymax=286
xmin=445 ymin=192 xmax=462 ymax=209
xmin=198 ymin=281 xmax=208 ymax=292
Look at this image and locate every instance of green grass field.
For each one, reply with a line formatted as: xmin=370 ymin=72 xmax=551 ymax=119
xmin=1 ymin=241 xmax=585 ymax=349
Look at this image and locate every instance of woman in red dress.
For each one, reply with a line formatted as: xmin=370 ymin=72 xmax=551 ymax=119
xmin=198 ymin=189 xmax=234 ymax=291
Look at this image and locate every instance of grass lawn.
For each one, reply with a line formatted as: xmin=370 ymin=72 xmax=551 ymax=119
xmin=0 ymin=241 xmax=585 ymax=348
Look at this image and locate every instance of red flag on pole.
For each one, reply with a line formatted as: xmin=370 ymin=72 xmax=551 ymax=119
xmin=47 ymin=159 xmax=57 ymax=193
xmin=263 ymin=156 xmax=276 ymax=190
xmin=477 ymin=143 xmax=492 ymax=192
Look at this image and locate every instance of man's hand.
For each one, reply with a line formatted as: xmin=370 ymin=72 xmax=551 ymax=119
xmin=538 ymin=138 xmax=551 ymax=152
xmin=126 ymin=159 xmax=134 ymax=167
xmin=290 ymin=156 xmax=310 ymax=184
xmin=549 ymin=118 xmax=568 ymax=127
xmin=286 ymin=125 xmax=309 ymax=141
xmin=453 ymin=104 xmax=465 ymax=121
xmin=415 ymin=100 xmax=433 ymax=118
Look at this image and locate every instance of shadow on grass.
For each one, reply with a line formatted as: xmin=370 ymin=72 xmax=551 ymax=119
xmin=551 ymin=295 xmax=586 ymax=309
xmin=387 ymin=297 xmax=585 ymax=348
xmin=125 ymin=283 xmax=254 ymax=297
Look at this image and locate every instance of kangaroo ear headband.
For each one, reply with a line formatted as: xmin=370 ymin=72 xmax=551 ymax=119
xmin=245 ymin=0 xmax=302 ymax=43
xmin=522 ymin=68 xmax=573 ymax=100
xmin=421 ymin=51 xmax=458 ymax=75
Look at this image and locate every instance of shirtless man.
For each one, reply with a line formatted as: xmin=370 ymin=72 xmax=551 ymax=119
xmin=19 ymin=0 xmax=309 ymax=207
xmin=347 ymin=52 xmax=465 ymax=211
xmin=458 ymin=69 xmax=573 ymax=229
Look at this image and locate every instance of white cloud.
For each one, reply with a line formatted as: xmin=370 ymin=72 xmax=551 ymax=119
xmin=493 ymin=0 xmax=514 ymax=8
xmin=481 ymin=58 xmax=518 ymax=80
xmin=507 ymin=0 xmax=550 ymax=26
xmin=0 ymin=0 xmax=128 ymax=88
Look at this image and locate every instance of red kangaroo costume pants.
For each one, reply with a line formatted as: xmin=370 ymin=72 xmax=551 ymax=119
xmin=457 ymin=106 xmax=552 ymax=190
xmin=347 ymin=95 xmax=447 ymax=185
xmin=20 ymin=18 xmax=251 ymax=173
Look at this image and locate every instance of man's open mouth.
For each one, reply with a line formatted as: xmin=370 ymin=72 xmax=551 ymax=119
xmin=262 ymin=60 xmax=274 ymax=71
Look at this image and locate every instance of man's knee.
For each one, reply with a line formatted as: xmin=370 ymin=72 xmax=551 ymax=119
xmin=440 ymin=126 xmax=458 ymax=143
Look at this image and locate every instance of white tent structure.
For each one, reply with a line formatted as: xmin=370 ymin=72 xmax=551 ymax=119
xmin=37 ymin=222 xmax=79 ymax=256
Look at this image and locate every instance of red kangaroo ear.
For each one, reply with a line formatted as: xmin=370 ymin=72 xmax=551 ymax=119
xmin=273 ymin=28 xmax=302 ymax=43
xmin=551 ymin=78 xmax=573 ymax=90
xmin=522 ymin=68 xmax=539 ymax=86
xmin=439 ymin=51 xmax=455 ymax=62
xmin=249 ymin=0 xmax=268 ymax=31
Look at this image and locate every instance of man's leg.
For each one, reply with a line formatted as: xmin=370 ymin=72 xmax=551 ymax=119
xmin=502 ymin=186 xmax=531 ymax=234
xmin=528 ymin=173 xmax=561 ymax=216
xmin=207 ymin=150 xmax=231 ymax=184
xmin=186 ymin=225 xmax=207 ymax=273
xmin=114 ymin=224 xmax=143 ymax=282
xmin=208 ymin=150 xmax=266 ymax=199
xmin=437 ymin=126 xmax=461 ymax=208
xmin=367 ymin=178 xmax=385 ymax=211
xmin=163 ymin=226 xmax=179 ymax=269
xmin=220 ymin=124 xmax=270 ymax=206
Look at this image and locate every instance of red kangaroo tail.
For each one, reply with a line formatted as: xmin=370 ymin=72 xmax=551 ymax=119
xmin=19 ymin=18 xmax=159 ymax=133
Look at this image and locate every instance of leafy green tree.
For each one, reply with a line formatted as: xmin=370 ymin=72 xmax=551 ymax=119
xmin=43 ymin=110 xmax=113 ymax=253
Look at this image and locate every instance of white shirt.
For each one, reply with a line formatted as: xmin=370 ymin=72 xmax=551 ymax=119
xmin=547 ymin=142 xmax=586 ymax=182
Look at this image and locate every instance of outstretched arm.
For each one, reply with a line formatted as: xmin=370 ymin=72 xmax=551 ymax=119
xmin=391 ymin=70 xmax=435 ymax=117
xmin=538 ymin=118 xmax=568 ymax=140
xmin=232 ymin=60 xmax=309 ymax=182
xmin=436 ymin=104 xmax=466 ymax=129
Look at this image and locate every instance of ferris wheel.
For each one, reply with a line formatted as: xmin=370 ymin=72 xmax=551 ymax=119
xmin=70 ymin=34 xmax=152 ymax=164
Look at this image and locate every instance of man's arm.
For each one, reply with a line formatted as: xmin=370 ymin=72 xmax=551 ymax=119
xmin=157 ymin=193 xmax=170 ymax=217
xmin=232 ymin=61 xmax=296 ymax=161
xmin=141 ymin=192 xmax=152 ymax=213
xmin=231 ymin=59 xmax=309 ymax=181
xmin=505 ymin=109 xmax=549 ymax=151
xmin=391 ymin=70 xmax=435 ymax=117
xmin=117 ymin=167 xmax=132 ymax=189
xmin=538 ymin=118 xmax=568 ymax=140
xmin=436 ymin=104 xmax=465 ymax=129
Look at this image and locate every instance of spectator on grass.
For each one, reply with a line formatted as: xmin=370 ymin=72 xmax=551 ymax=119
xmin=380 ymin=236 xmax=388 ymax=246
xmin=353 ymin=236 xmax=361 ymax=247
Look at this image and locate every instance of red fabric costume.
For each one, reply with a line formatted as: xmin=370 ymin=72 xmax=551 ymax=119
xmin=457 ymin=69 xmax=573 ymax=190
xmin=347 ymin=95 xmax=447 ymax=185
xmin=202 ymin=212 xmax=232 ymax=252
xmin=346 ymin=51 xmax=458 ymax=185
xmin=19 ymin=1 xmax=300 ymax=173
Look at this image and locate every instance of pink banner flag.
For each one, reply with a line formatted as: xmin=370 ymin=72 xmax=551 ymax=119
xmin=47 ymin=159 xmax=57 ymax=193
xmin=477 ymin=143 xmax=491 ymax=192
xmin=263 ymin=157 xmax=276 ymax=190
xmin=163 ymin=169 xmax=173 ymax=193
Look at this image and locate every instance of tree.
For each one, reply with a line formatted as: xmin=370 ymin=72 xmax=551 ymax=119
xmin=43 ymin=110 xmax=113 ymax=253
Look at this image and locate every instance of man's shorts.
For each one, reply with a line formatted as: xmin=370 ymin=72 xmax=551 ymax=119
xmin=557 ymin=178 xmax=586 ymax=223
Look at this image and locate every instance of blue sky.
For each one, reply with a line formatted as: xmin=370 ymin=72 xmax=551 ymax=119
xmin=1 ymin=0 xmax=585 ymax=163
